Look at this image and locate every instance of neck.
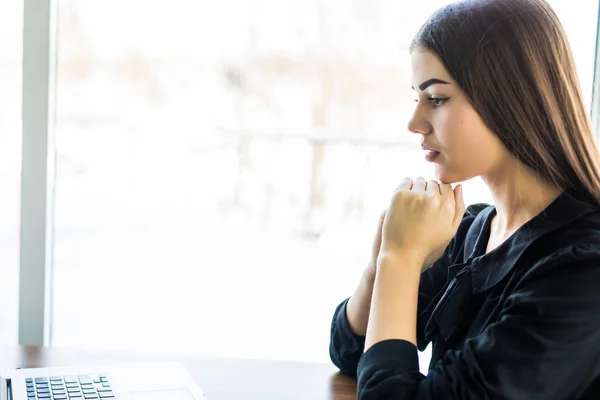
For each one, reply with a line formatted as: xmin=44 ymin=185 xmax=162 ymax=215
xmin=480 ymin=156 xmax=562 ymax=236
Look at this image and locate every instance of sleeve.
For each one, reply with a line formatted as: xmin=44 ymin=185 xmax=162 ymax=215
xmin=356 ymin=248 xmax=600 ymax=400
xmin=329 ymin=297 xmax=367 ymax=379
xmin=329 ymin=205 xmax=487 ymax=379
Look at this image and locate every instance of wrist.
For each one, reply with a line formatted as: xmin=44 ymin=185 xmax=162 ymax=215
xmin=377 ymin=248 xmax=427 ymax=271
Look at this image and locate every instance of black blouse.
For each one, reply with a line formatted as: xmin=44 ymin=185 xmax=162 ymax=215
xmin=329 ymin=191 xmax=600 ymax=399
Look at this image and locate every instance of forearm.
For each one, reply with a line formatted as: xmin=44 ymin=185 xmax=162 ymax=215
xmin=364 ymin=252 xmax=423 ymax=351
xmin=345 ymin=264 xmax=377 ymax=336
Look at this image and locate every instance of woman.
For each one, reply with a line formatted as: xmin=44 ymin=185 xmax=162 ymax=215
xmin=329 ymin=0 xmax=600 ymax=399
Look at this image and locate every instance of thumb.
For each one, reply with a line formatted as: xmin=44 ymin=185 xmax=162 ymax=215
xmin=453 ymin=184 xmax=466 ymax=229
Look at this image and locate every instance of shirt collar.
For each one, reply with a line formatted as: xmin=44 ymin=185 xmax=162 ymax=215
xmin=465 ymin=191 xmax=597 ymax=294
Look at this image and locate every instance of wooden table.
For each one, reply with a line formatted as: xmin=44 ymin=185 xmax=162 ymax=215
xmin=0 ymin=346 xmax=357 ymax=399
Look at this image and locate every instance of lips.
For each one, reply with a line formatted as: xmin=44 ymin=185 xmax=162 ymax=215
xmin=421 ymin=143 xmax=441 ymax=162
xmin=421 ymin=143 xmax=439 ymax=152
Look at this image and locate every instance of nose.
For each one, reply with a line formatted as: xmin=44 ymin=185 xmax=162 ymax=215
xmin=407 ymin=105 xmax=432 ymax=136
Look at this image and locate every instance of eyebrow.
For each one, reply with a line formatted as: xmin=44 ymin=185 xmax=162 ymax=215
xmin=412 ymin=78 xmax=451 ymax=91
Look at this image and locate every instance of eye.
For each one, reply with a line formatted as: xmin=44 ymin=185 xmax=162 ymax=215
xmin=428 ymin=97 xmax=449 ymax=107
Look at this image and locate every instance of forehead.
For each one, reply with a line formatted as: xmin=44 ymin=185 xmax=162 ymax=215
xmin=411 ymin=50 xmax=454 ymax=87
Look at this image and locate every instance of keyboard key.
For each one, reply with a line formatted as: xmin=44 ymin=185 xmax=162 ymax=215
xmin=26 ymin=374 xmax=112 ymax=400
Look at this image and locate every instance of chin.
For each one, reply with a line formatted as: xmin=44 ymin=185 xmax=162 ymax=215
xmin=435 ymin=165 xmax=474 ymax=184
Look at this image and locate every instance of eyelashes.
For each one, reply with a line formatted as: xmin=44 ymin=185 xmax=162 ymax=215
xmin=413 ymin=97 xmax=450 ymax=108
xmin=429 ymin=97 xmax=449 ymax=107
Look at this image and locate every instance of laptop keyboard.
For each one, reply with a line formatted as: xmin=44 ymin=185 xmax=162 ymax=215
xmin=25 ymin=375 xmax=115 ymax=399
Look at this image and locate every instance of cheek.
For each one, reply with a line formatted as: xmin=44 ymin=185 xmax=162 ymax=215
xmin=439 ymin=108 xmax=493 ymax=155
xmin=435 ymin=109 xmax=501 ymax=180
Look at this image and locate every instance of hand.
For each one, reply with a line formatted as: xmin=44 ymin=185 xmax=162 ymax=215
xmin=370 ymin=209 xmax=446 ymax=275
xmin=366 ymin=210 xmax=386 ymax=276
xmin=379 ymin=177 xmax=465 ymax=270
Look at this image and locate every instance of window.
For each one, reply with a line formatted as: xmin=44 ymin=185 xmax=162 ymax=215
xmin=0 ymin=1 xmax=23 ymax=345
xmin=50 ymin=0 xmax=599 ymax=367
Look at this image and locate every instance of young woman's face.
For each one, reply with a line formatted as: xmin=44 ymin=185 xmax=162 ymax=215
xmin=408 ymin=49 xmax=508 ymax=183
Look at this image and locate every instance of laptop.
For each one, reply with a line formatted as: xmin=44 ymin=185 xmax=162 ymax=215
xmin=1 ymin=360 xmax=205 ymax=399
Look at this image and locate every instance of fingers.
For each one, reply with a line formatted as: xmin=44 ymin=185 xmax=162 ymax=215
xmin=439 ymin=182 xmax=453 ymax=197
xmin=398 ymin=178 xmax=452 ymax=197
xmin=426 ymin=180 xmax=441 ymax=195
xmin=413 ymin=177 xmax=427 ymax=192
xmin=378 ymin=209 xmax=387 ymax=225
xmin=453 ymin=184 xmax=467 ymax=228
xmin=397 ymin=177 xmax=413 ymax=191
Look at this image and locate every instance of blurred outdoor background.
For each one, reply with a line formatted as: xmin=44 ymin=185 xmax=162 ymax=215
xmin=0 ymin=0 xmax=598 ymax=372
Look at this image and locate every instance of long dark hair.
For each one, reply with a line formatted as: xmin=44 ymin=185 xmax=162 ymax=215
xmin=411 ymin=0 xmax=600 ymax=206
